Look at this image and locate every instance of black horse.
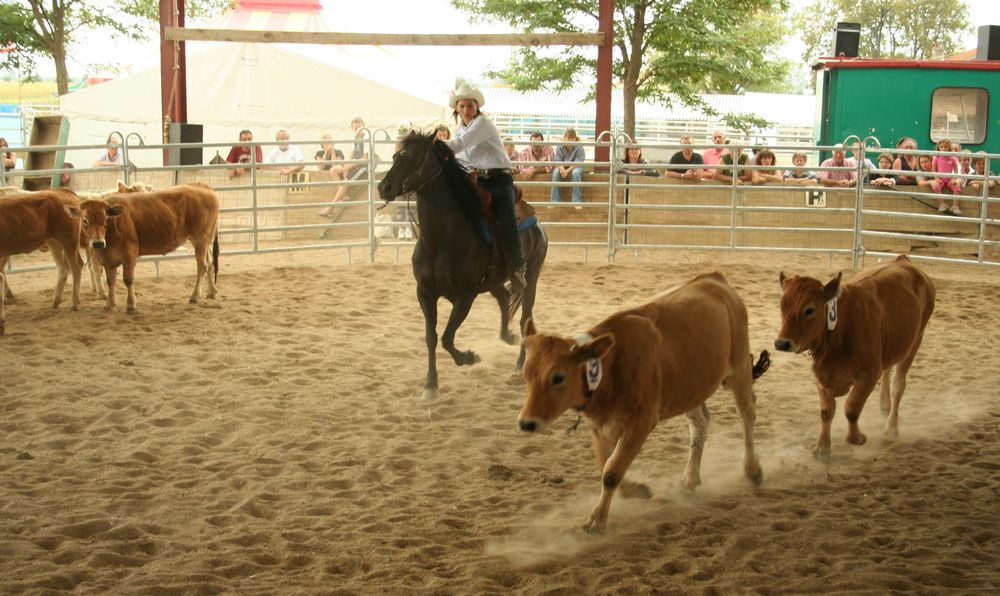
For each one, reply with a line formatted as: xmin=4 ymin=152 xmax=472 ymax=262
xmin=377 ymin=132 xmax=547 ymax=400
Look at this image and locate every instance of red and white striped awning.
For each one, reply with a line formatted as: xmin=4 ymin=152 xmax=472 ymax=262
xmin=207 ymin=0 xmax=329 ymax=32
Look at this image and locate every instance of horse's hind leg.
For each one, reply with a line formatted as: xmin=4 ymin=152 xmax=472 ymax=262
xmin=417 ymin=286 xmax=440 ymax=401
xmin=441 ymin=293 xmax=480 ymax=366
xmin=489 ymin=286 xmax=516 ymax=345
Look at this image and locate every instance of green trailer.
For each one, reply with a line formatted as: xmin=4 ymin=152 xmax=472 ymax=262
xmin=814 ymin=58 xmax=1000 ymax=154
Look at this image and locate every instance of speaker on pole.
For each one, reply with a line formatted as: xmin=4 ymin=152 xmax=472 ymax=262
xmin=834 ymin=22 xmax=861 ymax=58
xmin=168 ymin=123 xmax=204 ymax=166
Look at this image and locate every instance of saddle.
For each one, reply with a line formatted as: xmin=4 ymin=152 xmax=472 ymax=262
xmin=468 ymin=171 xmax=536 ymax=224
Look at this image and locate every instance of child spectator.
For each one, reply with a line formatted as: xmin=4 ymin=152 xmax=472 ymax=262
xmin=783 ymin=152 xmax=817 ymax=185
xmin=969 ymin=153 xmax=998 ymax=192
xmin=931 ymin=138 xmax=962 ymax=214
xmin=870 ymin=152 xmax=897 ymax=187
xmin=750 ymin=149 xmax=783 ymax=184
xmin=433 ymin=124 xmax=451 ymax=141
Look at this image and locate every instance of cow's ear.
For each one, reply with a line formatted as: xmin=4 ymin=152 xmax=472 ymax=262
xmin=779 ymin=271 xmax=787 ymax=289
xmin=524 ymin=318 xmax=537 ymax=337
xmin=571 ymin=332 xmax=615 ymax=363
xmin=823 ymin=272 xmax=843 ymax=301
xmin=64 ymin=205 xmax=80 ymax=219
xmin=106 ymin=204 xmax=125 ymax=218
xmin=116 ymin=181 xmax=127 ymax=192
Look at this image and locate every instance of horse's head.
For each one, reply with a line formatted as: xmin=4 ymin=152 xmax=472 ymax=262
xmin=378 ymin=131 xmax=445 ymax=201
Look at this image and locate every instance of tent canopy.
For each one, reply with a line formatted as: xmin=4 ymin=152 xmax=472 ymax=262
xmin=58 ymin=42 xmax=449 ymax=167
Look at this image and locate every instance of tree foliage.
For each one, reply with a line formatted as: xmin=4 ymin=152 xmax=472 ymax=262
xmin=451 ymin=0 xmax=791 ymax=138
xmin=795 ymin=0 xmax=971 ymax=64
xmin=0 ymin=0 xmax=231 ymax=96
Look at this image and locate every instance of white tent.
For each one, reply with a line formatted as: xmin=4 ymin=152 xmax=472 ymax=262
xmin=58 ymin=42 xmax=450 ymax=167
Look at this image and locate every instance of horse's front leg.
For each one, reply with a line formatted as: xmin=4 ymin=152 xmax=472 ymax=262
xmin=441 ymin=293 xmax=480 ymax=366
xmin=489 ymin=286 xmax=516 ymax=345
xmin=417 ymin=286 xmax=439 ymax=401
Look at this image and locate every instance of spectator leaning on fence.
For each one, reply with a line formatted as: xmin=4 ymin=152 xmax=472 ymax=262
xmin=94 ymin=133 xmax=124 ymax=168
xmin=666 ymin=136 xmax=702 ymax=180
xmin=817 ymin=144 xmax=857 ymax=188
xmin=751 ymin=149 xmax=783 ymax=184
xmin=783 ymin=152 xmax=817 ymax=185
xmin=702 ymin=129 xmax=726 ymax=180
xmin=264 ymin=129 xmax=305 ymax=176
xmin=1 ymin=137 xmax=16 ymax=170
xmin=226 ymin=129 xmax=263 ymax=178
xmin=970 ymin=153 xmax=997 ymax=191
xmin=513 ymin=131 xmax=553 ymax=178
xmin=870 ymin=152 xmax=897 ymax=188
xmin=714 ymin=141 xmax=750 ymax=185
xmin=892 ymin=136 xmax=919 ymax=186
xmin=621 ymin=146 xmax=659 ymax=177
xmin=551 ymin=127 xmax=586 ymax=203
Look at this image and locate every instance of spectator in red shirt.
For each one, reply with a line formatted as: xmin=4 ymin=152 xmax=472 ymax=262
xmin=226 ymin=129 xmax=263 ymax=178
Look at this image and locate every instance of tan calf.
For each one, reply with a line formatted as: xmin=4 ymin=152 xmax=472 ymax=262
xmin=774 ymin=255 xmax=935 ymax=460
xmin=518 ymin=272 xmax=769 ymax=531
xmin=0 ymin=189 xmax=84 ymax=333
xmin=75 ymin=183 xmax=220 ymax=313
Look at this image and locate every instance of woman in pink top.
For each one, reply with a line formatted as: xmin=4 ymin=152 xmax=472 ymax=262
xmin=930 ymin=138 xmax=963 ymax=214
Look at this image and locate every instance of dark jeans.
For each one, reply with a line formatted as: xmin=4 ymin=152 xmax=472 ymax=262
xmin=477 ymin=172 xmax=524 ymax=269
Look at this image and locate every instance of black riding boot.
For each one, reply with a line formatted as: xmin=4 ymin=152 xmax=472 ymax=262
xmin=480 ymin=173 xmax=526 ymax=290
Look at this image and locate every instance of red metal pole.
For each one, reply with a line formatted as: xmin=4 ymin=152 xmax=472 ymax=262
xmin=595 ymin=0 xmax=614 ymax=164
xmin=159 ymin=0 xmax=188 ymax=165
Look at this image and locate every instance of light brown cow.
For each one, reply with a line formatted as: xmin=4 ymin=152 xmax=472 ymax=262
xmin=75 ymin=183 xmax=220 ymax=313
xmin=774 ymin=255 xmax=935 ymax=460
xmin=518 ymin=272 xmax=770 ymax=531
xmin=0 ymin=189 xmax=84 ymax=334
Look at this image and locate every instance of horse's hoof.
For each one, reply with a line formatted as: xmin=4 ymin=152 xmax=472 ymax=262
xmin=812 ymin=449 xmax=831 ymax=464
xmin=501 ymin=331 xmax=518 ymax=345
xmin=455 ymin=351 xmax=480 ymax=366
xmin=846 ymin=432 xmax=867 ymax=446
xmin=421 ymin=388 xmax=439 ymax=401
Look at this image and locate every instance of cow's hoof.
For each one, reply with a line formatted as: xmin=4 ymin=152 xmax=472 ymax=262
xmin=127 ymin=308 xmax=137 ymax=315
xmin=619 ymin=481 xmax=652 ymax=500
xmin=189 ymin=297 xmax=199 ymax=305
xmin=582 ymin=516 xmax=606 ymax=534
xmin=812 ymin=449 xmax=831 ymax=464
xmin=749 ymin=468 xmax=764 ymax=487
xmin=421 ymin=388 xmax=439 ymax=401
xmin=847 ymin=432 xmax=867 ymax=446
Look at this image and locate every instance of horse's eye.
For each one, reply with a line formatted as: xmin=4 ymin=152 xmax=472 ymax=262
xmin=804 ymin=306 xmax=815 ymax=317
xmin=551 ymin=372 xmax=566 ymax=386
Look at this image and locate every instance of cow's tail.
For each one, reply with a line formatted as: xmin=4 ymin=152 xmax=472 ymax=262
xmin=751 ymin=350 xmax=771 ymax=381
xmin=212 ymin=231 xmax=220 ymax=284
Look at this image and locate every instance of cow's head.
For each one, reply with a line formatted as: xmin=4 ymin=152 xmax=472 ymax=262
xmin=75 ymin=199 xmax=125 ymax=250
xmin=117 ymin=180 xmax=153 ymax=193
xmin=518 ymin=319 xmax=615 ymax=432
xmin=775 ymin=271 xmax=842 ymax=353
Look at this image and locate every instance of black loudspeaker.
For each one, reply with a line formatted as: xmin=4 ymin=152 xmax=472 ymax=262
xmin=834 ymin=22 xmax=861 ymax=58
xmin=977 ymin=25 xmax=1000 ymax=61
xmin=168 ymin=123 xmax=204 ymax=166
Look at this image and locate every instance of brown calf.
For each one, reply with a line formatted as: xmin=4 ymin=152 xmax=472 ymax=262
xmin=0 ymin=189 xmax=84 ymax=333
xmin=75 ymin=183 xmax=220 ymax=313
xmin=774 ymin=255 xmax=935 ymax=460
xmin=518 ymin=272 xmax=769 ymax=531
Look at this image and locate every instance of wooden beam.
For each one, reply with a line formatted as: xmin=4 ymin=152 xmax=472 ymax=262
xmin=164 ymin=27 xmax=604 ymax=47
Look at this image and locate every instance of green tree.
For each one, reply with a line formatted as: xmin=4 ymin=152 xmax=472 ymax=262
xmin=0 ymin=3 xmax=46 ymax=76
xmin=0 ymin=0 xmax=230 ymax=96
xmin=795 ymin=0 xmax=970 ymax=64
xmin=451 ymin=0 xmax=791 ymax=138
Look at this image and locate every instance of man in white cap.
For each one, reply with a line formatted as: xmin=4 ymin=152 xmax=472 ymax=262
xmin=444 ymin=83 xmax=526 ymax=290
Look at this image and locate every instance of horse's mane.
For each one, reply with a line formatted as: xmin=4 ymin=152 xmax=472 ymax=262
xmin=403 ymin=132 xmax=484 ymax=224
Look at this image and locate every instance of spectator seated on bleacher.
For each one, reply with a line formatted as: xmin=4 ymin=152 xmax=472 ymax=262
xmin=751 ymin=149 xmax=783 ymax=184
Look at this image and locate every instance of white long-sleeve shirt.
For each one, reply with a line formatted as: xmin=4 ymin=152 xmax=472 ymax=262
xmin=446 ymin=115 xmax=510 ymax=170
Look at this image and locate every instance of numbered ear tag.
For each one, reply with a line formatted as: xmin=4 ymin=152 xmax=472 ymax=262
xmin=585 ymin=357 xmax=603 ymax=392
xmin=826 ymin=298 xmax=838 ymax=331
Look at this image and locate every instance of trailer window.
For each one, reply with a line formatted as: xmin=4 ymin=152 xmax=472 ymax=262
xmin=930 ymin=87 xmax=988 ymax=145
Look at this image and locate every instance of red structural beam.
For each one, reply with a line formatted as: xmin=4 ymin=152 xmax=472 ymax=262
xmin=595 ymin=0 xmax=613 ymax=164
xmin=160 ymin=0 xmax=188 ymax=166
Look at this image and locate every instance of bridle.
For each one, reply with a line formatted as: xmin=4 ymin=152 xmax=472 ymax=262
xmin=398 ymin=138 xmax=442 ymax=196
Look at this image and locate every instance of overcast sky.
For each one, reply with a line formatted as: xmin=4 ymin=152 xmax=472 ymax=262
xmin=36 ymin=0 xmax=1000 ymax=87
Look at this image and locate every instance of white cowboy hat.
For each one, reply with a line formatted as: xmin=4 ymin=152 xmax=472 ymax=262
xmin=448 ymin=83 xmax=485 ymax=109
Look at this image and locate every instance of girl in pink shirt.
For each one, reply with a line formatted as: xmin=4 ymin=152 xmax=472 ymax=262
xmin=930 ymin=138 xmax=962 ymax=197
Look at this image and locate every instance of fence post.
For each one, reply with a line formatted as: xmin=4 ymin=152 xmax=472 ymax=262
xmin=598 ymin=130 xmax=618 ymax=263
xmin=976 ymin=156 xmax=992 ymax=264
